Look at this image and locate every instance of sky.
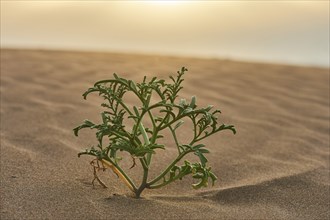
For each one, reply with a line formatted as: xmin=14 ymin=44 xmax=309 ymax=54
xmin=1 ymin=1 xmax=329 ymax=67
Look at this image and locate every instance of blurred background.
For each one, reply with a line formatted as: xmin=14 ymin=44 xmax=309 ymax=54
xmin=1 ymin=0 xmax=329 ymax=67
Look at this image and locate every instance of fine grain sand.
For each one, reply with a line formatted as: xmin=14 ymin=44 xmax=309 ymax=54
xmin=1 ymin=49 xmax=329 ymax=219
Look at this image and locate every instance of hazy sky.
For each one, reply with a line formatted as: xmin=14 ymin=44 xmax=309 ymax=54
xmin=1 ymin=1 xmax=329 ymax=67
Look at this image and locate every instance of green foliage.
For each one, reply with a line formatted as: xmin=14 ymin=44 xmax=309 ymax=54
xmin=74 ymin=67 xmax=236 ymax=198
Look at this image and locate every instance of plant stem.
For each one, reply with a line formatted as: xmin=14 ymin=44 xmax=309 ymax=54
xmin=101 ymin=159 xmax=137 ymax=192
xmin=134 ymin=124 xmax=151 ymax=198
xmin=147 ymin=110 xmax=158 ymax=165
xmin=138 ymin=123 xmax=150 ymax=145
xmin=147 ymin=150 xmax=192 ymax=186
xmin=148 ymin=110 xmax=157 ymax=143
xmin=148 ymin=173 xmax=184 ymax=189
xmin=135 ymin=158 xmax=149 ymax=198
xmin=169 ymin=125 xmax=180 ymax=154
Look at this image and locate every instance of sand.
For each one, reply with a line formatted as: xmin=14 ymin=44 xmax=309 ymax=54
xmin=1 ymin=49 xmax=329 ymax=219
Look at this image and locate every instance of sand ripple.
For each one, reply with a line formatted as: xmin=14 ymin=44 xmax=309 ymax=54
xmin=1 ymin=49 xmax=329 ymax=219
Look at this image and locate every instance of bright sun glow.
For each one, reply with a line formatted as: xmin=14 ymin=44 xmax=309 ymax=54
xmin=147 ymin=0 xmax=184 ymax=5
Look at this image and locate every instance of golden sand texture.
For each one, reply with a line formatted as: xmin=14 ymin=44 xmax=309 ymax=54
xmin=1 ymin=49 xmax=329 ymax=219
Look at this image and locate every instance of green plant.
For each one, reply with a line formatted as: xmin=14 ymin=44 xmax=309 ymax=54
xmin=74 ymin=67 xmax=236 ymax=198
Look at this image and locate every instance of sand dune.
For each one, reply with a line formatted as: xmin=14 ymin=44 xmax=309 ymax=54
xmin=1 ymin=49 xmax=329 ymax=219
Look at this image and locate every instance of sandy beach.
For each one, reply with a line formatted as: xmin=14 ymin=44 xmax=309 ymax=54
xmin=1 ymin=49 xmax=329 ymax=219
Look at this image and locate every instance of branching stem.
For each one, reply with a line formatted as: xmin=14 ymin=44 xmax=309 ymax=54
xmin=147 ymin=149 xmax=193 ymax=186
